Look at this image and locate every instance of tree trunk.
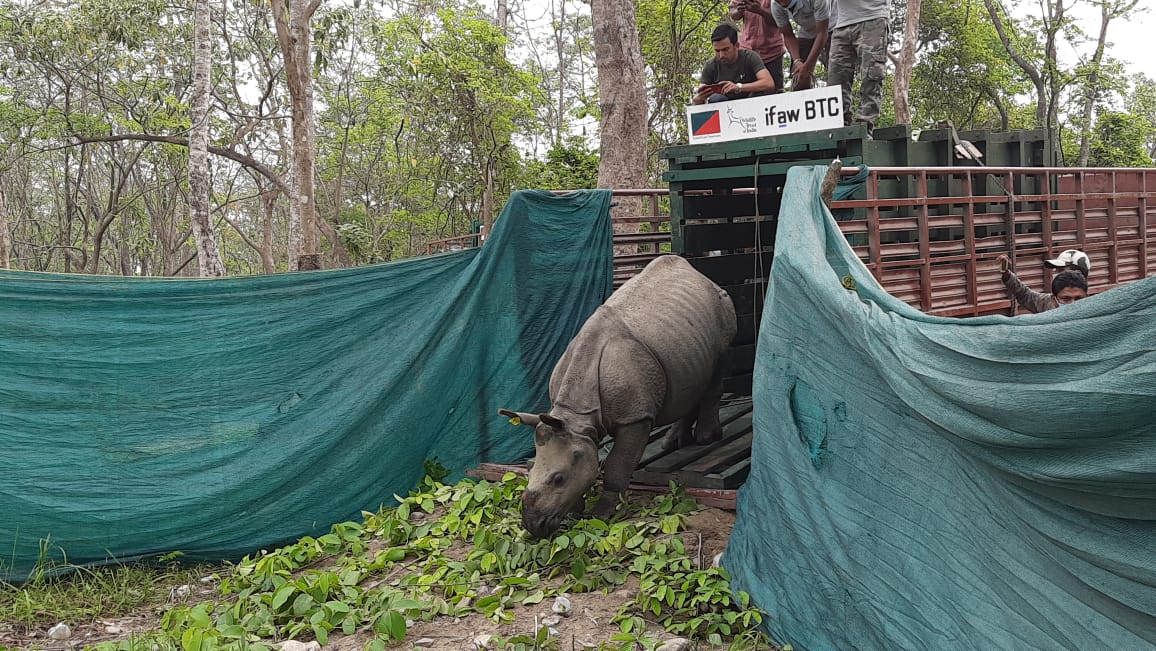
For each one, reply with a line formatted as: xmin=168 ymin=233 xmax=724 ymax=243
xmin=496 ymin=0 xmax=508 ymax=38
xmin=261 ymin=187 xmax=277 ymax=274
xmin=1077 ymin=3 xmax=1110 ymax=166
xmin=552 ymin=0 xmax=566 ymax=146
xmin=591 ymin=0 xmax=648 ymax=251
xmin=893 ymin=0 xmax=921 ymax=124
xmin=984 ymin=0 xmax=1046 ymax=127
xmin=90 ymin=216 xmax=113 ymax=275
xmin=272 ymin=0 xmax=322 ymax=271
xmin=1043 ymin=0 xmax=1063 ymax=139
xmin=1077 ymin=1 xmax=1141 ymax=166
xmin=482 ymin=161 xmax=495 ymax=238
xmin=985 ymin=87 xmax=1010 ymax=130
xmin=0 ymin=187 xmax=10 ymax=269
xmin=63 ymin=99 xmax=77 ymax=274
xmin=189 ymin=0 xmax=227 ymax=277
xmin=331 ymin=78 xmax=352 ymax=265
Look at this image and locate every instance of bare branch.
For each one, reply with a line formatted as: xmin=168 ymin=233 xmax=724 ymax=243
xmin=72 ymin=134 xmax=291 ymax=196
xmin=222 ymin=213 xmax=266 ymax=255
xmin=303 ymin=0 xmax=323 ymax=20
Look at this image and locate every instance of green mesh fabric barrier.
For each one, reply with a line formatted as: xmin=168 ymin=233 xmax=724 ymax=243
xmin=0 ymin=190 xmax=613 ymax=582
xmin=724 ymin=166 xmax=1156 ymax=649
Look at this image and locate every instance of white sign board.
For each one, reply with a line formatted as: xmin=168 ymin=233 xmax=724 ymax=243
xmin=685 ymin=86 xmax=843 ymax=145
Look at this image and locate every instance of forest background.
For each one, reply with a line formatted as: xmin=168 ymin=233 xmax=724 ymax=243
xmin=0 ymin=0 xmax=1152 ymax=277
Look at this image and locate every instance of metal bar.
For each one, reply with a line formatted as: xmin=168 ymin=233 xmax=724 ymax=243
xmin=1076 ymin=171 xmax=1087 ymax=253
xmin=669 ymin=187 xmax=686 ymax=253
xmin=551 ymin=188 xmax=669 ymax=196
xmin=833 ymin=193 xmax=1151 ymax=207
xmin=867 ymin=169 xmax=880 ymax=279
xmin=648 ymin=192 xmax=661 ymax=254
xmin=1004 ymin=170 xmax=1017 ymax=274
xmin=832 ymin=195 xmax=1013 ymax=209
xmin=613 ymin=216 xmax=670 ymax=224
xmin=613 ymin=233 xmax=672 ymax=245
xmin=844 ymin=166 xmax=1156 ymax=174
xmin=1041 ymin=168 xmax=1054 ymax=260
xmin=613 ymin=252 xmax=665 ymax=266
xmin=917 ymin=171 xmax=932 ymax=311
xmin=1108 ymin=171 xmax=1119 ymax=285
xmin=1142 ymin=171 xmax=1150 ymax=279
xmin=962 ymin=172 xmax=977 ymax=314
xmin=1013 ymin=192 xmax=1152 ymax=201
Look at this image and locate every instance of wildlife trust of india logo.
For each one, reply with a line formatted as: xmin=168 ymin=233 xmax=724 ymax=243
xmin=690 ymin=106 xmax=758 ymax=137
xmin=690 ymin=110 xmax=721 ymax=136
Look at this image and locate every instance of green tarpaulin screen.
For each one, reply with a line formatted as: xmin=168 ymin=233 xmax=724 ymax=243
xmin=723 ymin=166 xmax=1156 ymax=648
xmin=0 ymin=189 xmax=613 ymax=582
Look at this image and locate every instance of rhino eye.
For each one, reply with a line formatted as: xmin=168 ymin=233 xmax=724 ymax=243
xmin=550 ymin=472 xmax=565 ymax=487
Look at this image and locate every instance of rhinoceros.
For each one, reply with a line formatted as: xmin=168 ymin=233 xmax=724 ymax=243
xmin=499 ymin=254 xmax=737 ymax=538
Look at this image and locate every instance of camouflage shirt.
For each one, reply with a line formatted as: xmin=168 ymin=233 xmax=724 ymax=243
xmin=1002 ymin=271 xmax=1058 ymax=314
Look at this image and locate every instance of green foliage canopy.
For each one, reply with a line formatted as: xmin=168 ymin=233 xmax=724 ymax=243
xmin=1088 ymin=111 xmax=1153 ymax=167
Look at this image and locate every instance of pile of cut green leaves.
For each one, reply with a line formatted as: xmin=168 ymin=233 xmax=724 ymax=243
xmin=88 ymin=472 xmax=769 ymax=651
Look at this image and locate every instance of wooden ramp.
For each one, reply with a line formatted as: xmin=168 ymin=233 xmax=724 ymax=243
xmin=629 ymin=398 xmax=753 ymax=490
xmin=469 ymin=398 xmax=753 ymax=510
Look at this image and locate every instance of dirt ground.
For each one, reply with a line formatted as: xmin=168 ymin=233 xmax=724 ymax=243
xmin=350 ymin=508 xmax=735 ymax=651
xmin=2 ymin=509 xmax=736 ymax=651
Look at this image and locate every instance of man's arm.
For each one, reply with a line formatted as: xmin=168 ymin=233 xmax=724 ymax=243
xmin=770 ymin=3 xmax=807 ymax=88
xmin=779 ymin=21 xmax=802 ymax=67
xmin=744 ymin=67 xmax=776 ymax=94
xmin=706 ymin=69 xmax=774 ymax=98
xmin=803 ymin=19 xmax=829 ymax=71
xmin=805 ymin=0 xmax=834 ymax=76
xmin=999 ymin=256 xmax=1056 ymax=313
xmin=790 ymin=18 xmax=827 ymax=88
xmin=693 ymin=63 xmax=715 ymax=104
xmin=743 ymin=0 xmax=775 ymax=23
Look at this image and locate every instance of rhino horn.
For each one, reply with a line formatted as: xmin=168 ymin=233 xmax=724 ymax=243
xmin=498 ymin=408 xmax=540 ymax=427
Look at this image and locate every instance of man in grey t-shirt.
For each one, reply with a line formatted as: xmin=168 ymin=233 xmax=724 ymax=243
xmin=827 ymin=0 xmax=888 ymax=135
xmin=770 ymin=0 xmax=835 ymax=90
xmin=693 ymin=24 xmax=778 ymax=104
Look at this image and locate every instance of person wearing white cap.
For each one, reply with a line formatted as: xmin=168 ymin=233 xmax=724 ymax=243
xmin=1043 ymin=249 xmax=1091 ymax=277
xmin=997 ymin=250 xmax=1090 ymax=313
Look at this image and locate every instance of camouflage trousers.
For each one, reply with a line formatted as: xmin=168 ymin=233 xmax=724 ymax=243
xmin=827 ymin=18 xmax=889 ymax=134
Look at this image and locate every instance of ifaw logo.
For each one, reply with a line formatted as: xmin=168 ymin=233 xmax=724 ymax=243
xmin=765 ymin=96 xmax=841 ymax=127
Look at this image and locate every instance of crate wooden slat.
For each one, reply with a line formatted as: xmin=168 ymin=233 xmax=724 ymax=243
xmin=634 ymin=400 xmax=750 ymax=462
xmin=631 ymin=402 xmax=754 ymax=490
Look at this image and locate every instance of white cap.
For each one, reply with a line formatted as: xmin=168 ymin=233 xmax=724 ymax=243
xmin=1044 ymin=249 xmax=1090 ymax=276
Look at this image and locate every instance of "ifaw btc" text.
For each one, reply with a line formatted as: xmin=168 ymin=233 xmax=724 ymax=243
xmin=764 ymin=97 xmax=841 ymax=126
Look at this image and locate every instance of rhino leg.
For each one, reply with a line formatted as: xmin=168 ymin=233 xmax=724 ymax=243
xmin=662 ymin=413 xmax=697 ymax=451
xmin=692 ymin=361 xmax=726 ymax=445
xmin=591 ymin=420 xmax=652 ymax=520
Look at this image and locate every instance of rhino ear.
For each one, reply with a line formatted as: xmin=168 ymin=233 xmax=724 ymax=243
xmin=498 ymin=409 xmax=540 ymax=427
xmin=540 ymin=413 xmax=565 ymax=430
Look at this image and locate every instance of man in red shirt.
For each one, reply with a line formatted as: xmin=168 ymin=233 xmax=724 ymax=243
xmin=729 ymin=0 xmax=785 ymax=93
